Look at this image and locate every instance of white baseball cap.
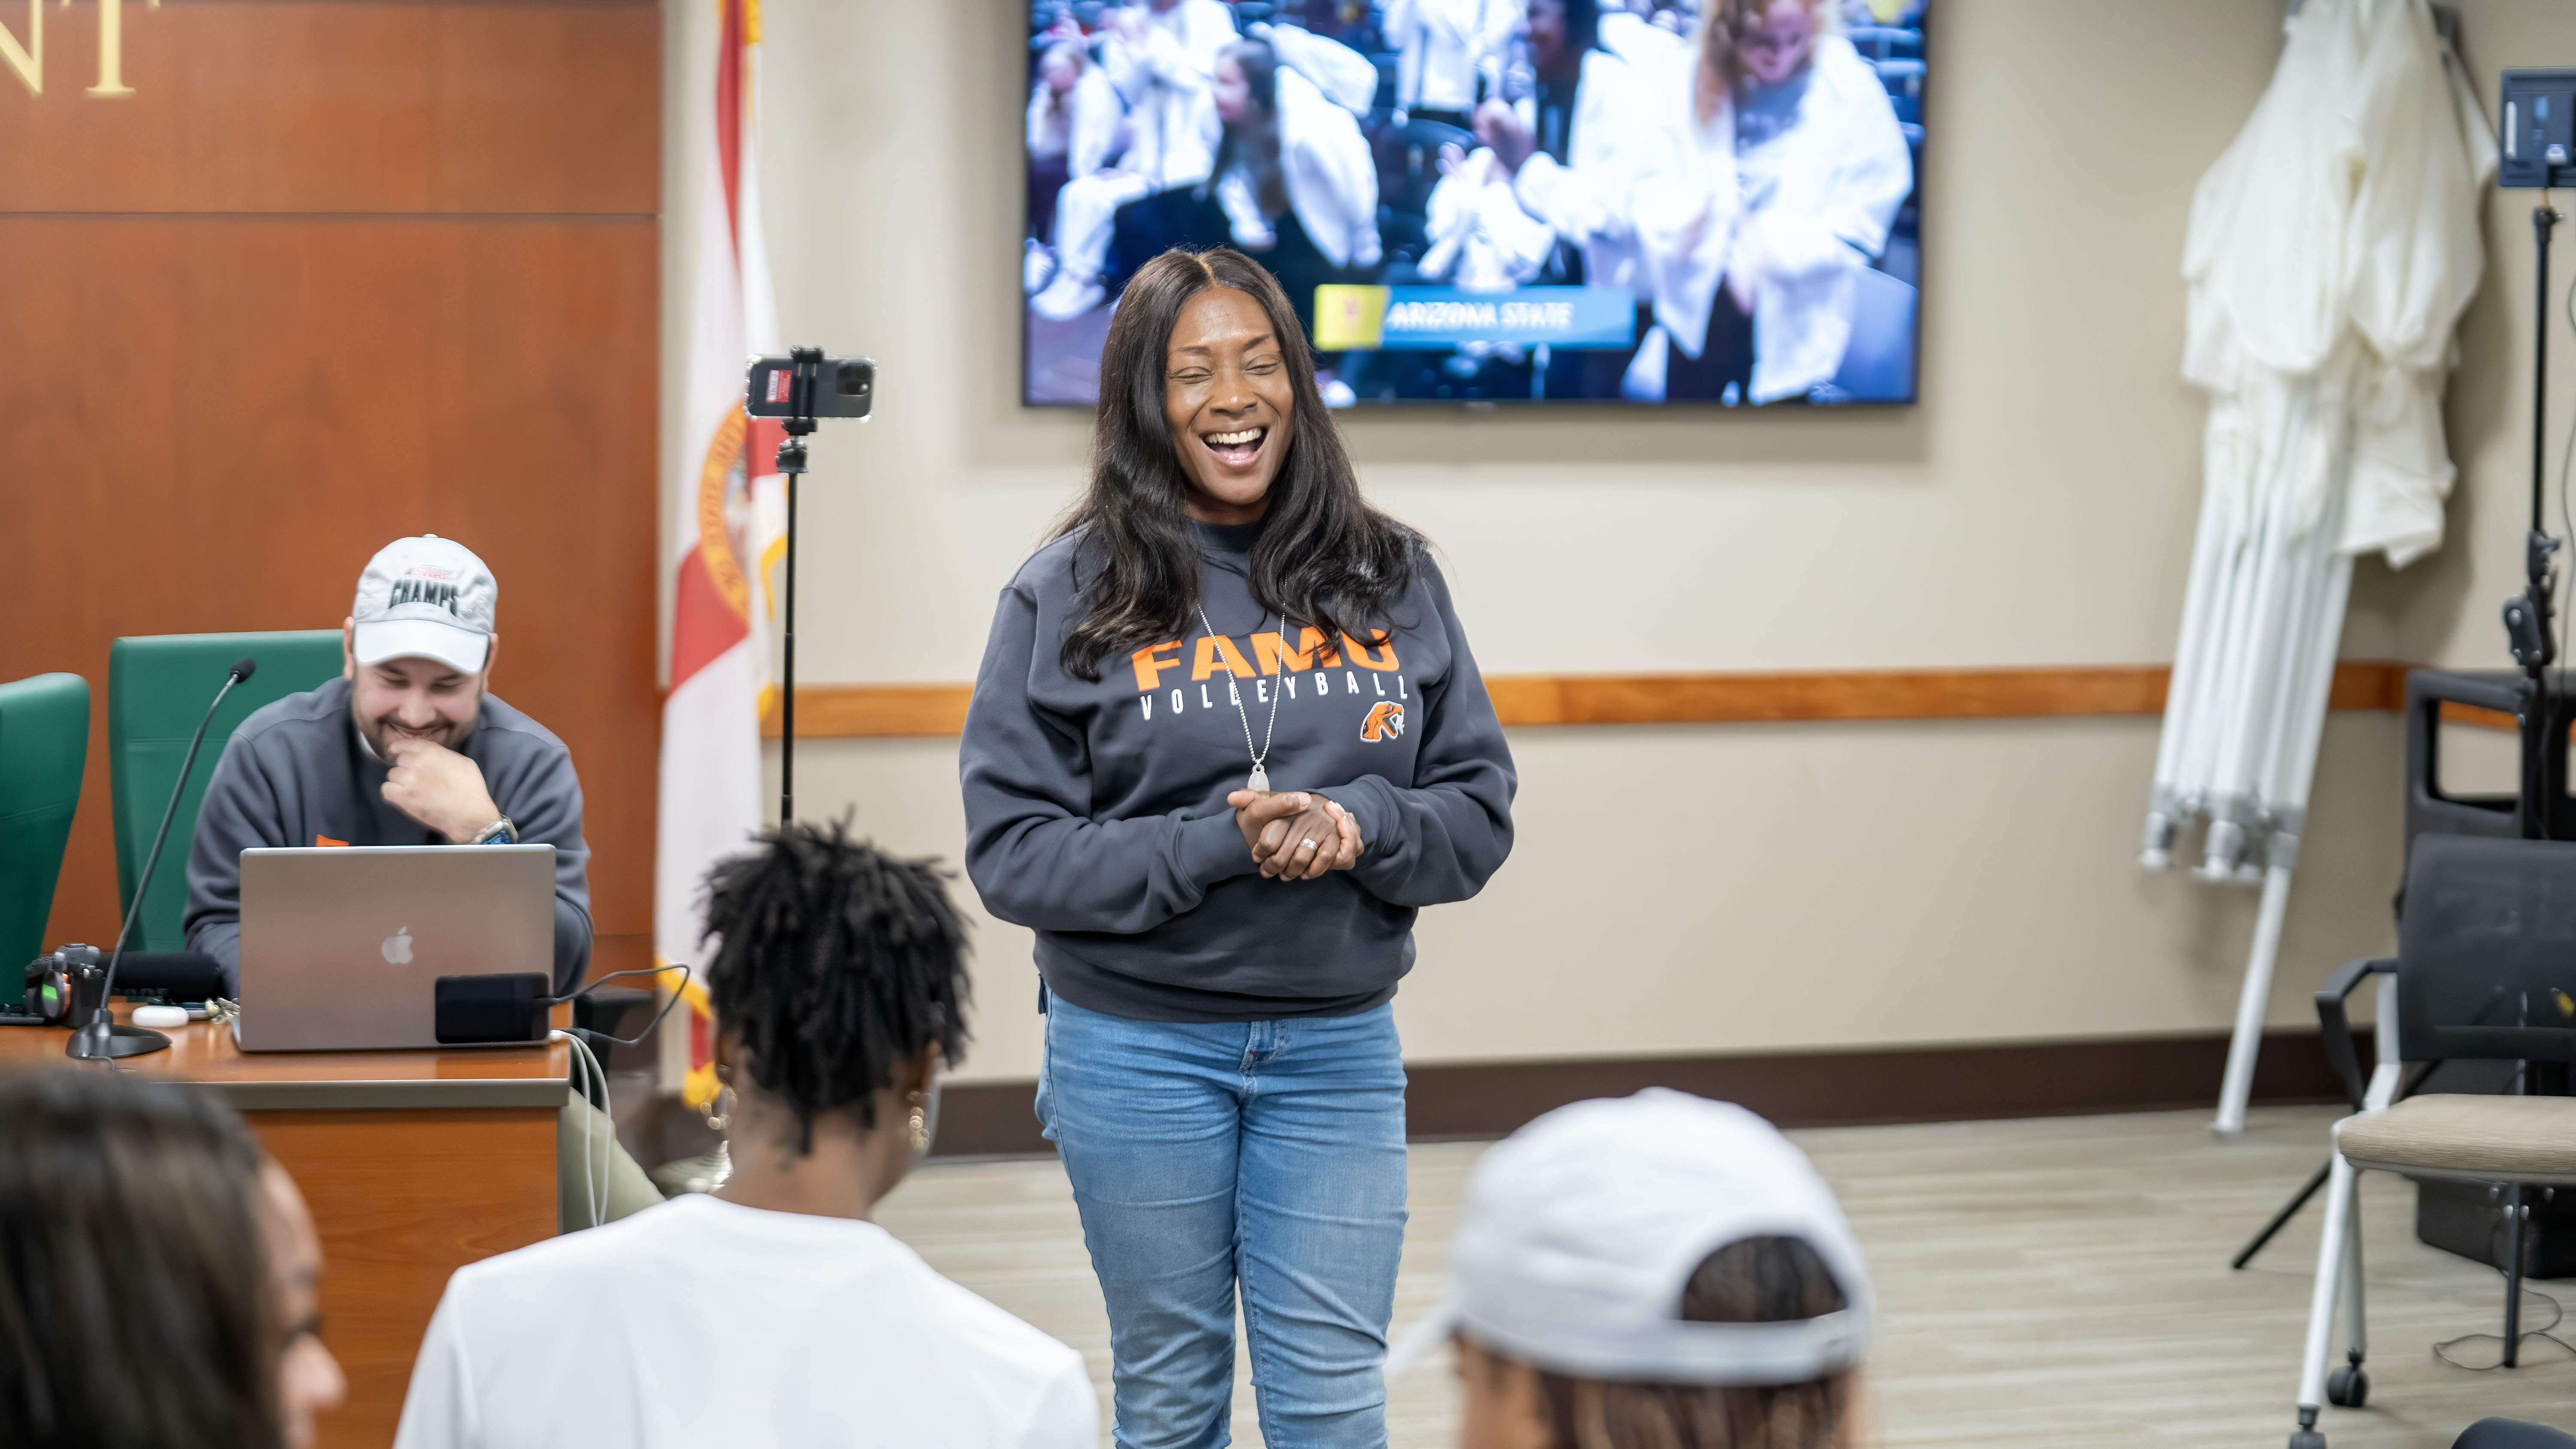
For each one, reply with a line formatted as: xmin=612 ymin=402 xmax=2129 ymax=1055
xmin=351 ymin=535 xmax=497 ymax=675
xmin=1388 ymin=1089 xmax=1873 ymax=1387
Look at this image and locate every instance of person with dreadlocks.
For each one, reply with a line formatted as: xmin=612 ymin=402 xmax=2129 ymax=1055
xmin=392 ymin=822 xmax=1098 ymax=1449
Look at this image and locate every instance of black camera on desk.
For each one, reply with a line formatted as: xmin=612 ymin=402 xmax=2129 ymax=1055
xmin=16 ymin=944 xmax=102 ymax=1026
xmin=8 ymin=944 xmax=225 ymax=1027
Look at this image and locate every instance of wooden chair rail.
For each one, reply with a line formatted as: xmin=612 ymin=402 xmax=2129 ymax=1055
xmin=758 ymin=661 xmax=2437 ymax=740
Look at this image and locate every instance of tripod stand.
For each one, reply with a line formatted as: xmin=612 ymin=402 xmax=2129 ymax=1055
xmin=2506 ymin=204 xmax=2565 ymax=837
xmin=749 ymin=346 xmax=874 ymax=825
xmin=772 ymin=349 xmax=819 ymax=825
xmin=2233 ymin=201 xmax=2566 ymax=1270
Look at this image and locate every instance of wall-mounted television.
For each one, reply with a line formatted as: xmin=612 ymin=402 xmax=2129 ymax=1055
xmin=1023 ymin=0 xmax=1926 ymax=408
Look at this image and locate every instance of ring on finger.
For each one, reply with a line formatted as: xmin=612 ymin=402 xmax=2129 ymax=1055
xmin=1297 ymin=838 xmax=1319 ymax=852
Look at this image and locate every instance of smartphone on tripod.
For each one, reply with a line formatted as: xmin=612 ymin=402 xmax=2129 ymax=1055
xmin=747 ymin=355 xmax=874 ymax=419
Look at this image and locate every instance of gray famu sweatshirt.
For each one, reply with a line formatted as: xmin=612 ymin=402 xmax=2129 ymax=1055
xmin=183 ymin=676 xmax=594 ymax=996
xmin=961 ymin=519 xmax=1516 ymax=1022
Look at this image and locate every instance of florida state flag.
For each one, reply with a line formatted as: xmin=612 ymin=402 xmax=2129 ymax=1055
xmin=657 ymin=0 xmax=784 ymax=1107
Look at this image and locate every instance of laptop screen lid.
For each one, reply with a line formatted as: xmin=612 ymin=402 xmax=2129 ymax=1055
xmin=237 ymin=845 xmax=555 ymax=1051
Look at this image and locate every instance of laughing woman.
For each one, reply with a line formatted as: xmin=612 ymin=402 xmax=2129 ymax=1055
xmin=961 ymin=247 xmax=1516 ymax=1449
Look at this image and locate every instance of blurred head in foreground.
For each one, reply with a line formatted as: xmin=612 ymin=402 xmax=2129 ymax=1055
xmin=0 ymin=1069 xmax=345 ymax=1449
xmin=1394 ymin=1090 xmax=1871 ymax=1449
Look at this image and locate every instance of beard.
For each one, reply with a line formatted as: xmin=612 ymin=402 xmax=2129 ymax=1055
xmin=356 ymin=694 xmax=480 ymax=758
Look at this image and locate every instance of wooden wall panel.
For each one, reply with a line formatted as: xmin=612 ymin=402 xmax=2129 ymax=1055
xmin=0 ymin=0 xmax=658 ymax=215
xmin=249 ymin=1107 xmax=558 ymax=1449
xmin=0 ymin=0 xmax=659 ymax=986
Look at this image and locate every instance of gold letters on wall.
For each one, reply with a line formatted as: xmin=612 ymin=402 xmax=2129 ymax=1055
xmin=2 ymin=0 xmax=159 ymax=99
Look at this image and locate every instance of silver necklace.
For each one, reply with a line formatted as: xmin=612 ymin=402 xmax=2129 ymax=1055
xmin=1199 ymin=605 xmax=1281 ymax=792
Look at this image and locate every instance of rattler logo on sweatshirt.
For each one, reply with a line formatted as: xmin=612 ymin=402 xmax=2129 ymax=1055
xmin=1361 ymin=701 xmax=1406 ymax=742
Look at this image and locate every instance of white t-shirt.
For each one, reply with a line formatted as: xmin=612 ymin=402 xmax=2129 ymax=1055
xmin=392 ymin=1194 xmax=1098 ymax=1449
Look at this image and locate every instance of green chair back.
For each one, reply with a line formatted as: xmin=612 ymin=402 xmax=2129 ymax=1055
xmin=110 ymin=631 xmax=345 ymax=951
xmin=0 ymin=673 xmax=91 ymax=979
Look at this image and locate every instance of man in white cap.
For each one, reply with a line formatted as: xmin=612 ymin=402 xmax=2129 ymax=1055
xmin=185 ymin=535 xmax=594 ymax=999
xmin=1388 ymin=1088 xmax=1872 ymax=1449
xmin=184 ymin=537 xmax=659 ymax=1230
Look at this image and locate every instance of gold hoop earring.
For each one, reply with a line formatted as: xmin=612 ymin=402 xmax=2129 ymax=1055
xmin=907 ymin=1091 xmax=929 ymax=1151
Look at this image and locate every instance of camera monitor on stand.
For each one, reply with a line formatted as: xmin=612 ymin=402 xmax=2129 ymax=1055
xmin=2502 ymin=70 xmax=2576 ymax=189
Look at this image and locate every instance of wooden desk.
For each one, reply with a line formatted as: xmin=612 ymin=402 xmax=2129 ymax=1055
xmin=0 ymin=1010 xmax=568 ymax=1449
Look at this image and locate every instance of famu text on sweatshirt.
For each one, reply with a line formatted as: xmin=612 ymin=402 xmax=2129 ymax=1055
xmin=960 ymin=518 xmax=1516 ymax=1022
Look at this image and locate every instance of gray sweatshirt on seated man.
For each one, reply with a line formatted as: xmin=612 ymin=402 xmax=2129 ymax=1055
xmin=183 ymin=534 xmax=593 ymax=1000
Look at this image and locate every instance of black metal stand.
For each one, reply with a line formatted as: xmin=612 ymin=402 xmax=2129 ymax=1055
xmin=2495 ymin=209 xmax=2557 ymax=1371
xmin=772 ymin=347 xmax=821 ymax=826
xmin=65 ymin=1020 xmax=177 ymax=1059
xmin=2236 ymin=1161 xmax=2334 ymax=1270
xmin=2234 ymin=1062 xmax=2438 ymax=1269
xmin=2507 ymin=204 xmax=2565 ymax=841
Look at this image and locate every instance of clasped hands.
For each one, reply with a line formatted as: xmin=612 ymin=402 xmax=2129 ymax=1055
xmin=382 ymin=737 xmax=505 ymax=845
xmin=1226 ymin=790 xmax=1362 ymax=882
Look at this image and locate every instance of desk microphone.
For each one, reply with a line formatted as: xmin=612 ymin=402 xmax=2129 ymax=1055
xmin=70 ymin=656 xmax=256 ymax=1061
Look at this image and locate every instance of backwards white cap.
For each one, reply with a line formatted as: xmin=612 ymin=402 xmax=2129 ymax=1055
xmin=351 ymin=535 xmax=497 ymax=675
xmin=1388 ymin=1089 xmax=1873 ymax=1387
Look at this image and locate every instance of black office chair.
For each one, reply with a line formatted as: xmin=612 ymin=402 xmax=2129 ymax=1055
xmin=2292 ymin=835 xmax=2576 ymax=1447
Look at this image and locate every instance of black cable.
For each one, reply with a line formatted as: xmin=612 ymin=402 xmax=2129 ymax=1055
xmin=547 ymin=963 xmax=689 ymax=1002
xmin=2430 ymin=1189 xmax=2576 ymax=1370
xmin=547 ymin=963 xmax=691 ymax=1049
xmin=2433 ymin=1270 xmax=2576 ymax=1370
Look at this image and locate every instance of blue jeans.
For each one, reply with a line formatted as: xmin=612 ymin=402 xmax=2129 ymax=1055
xmin=1037 ymin=991 xmax=1409 ymax=1449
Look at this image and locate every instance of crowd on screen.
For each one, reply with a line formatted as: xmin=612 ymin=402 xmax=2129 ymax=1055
xmin=1024 ymin=0 xmax=1926 ymax=403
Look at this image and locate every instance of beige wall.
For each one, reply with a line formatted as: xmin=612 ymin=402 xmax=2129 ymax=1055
xmin=665 ymin=0 xmax=2547 ymax=1085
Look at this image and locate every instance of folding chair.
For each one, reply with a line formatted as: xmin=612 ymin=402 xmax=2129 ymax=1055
xmin=2291 ymin=834 xmax=2576 ymax=1447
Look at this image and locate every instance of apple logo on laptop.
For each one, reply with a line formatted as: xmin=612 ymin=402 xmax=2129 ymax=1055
xmin=382 ymin=927 xmax=414 ymax=966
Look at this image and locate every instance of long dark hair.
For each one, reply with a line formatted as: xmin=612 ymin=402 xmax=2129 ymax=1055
xmin=1208 ymin=40 xmax=1286 ymax=219
xmin=0 ymin=1069 xmax=282 ymax=1449
xmin=1055 ymin=248 xmax=1417 ymax=681
xmin=1565 ymin=0 xmax=1604 ymax=55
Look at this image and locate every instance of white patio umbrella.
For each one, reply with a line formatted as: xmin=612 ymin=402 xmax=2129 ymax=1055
xmin=2140 ymin=0 xmax=2491 ymax=1138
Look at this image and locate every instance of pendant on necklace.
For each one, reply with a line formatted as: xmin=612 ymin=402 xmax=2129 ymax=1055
xmin=1247 ymin=764 xmax=1270 ymax=793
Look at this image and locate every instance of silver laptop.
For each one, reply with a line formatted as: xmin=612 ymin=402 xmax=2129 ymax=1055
xmin=236 ymin=845 xmax=556 ymax=1051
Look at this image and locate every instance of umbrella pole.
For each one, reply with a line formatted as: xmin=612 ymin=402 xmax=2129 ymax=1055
xmin=2213 ymin=541 xmax=2351 ymax=1137
xmin=2212 ymin=862 xmax=2293 ymax=1137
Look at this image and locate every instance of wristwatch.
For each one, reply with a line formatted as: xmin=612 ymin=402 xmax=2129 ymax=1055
xmin=470 ymin=817 xmax=518 ymax=846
